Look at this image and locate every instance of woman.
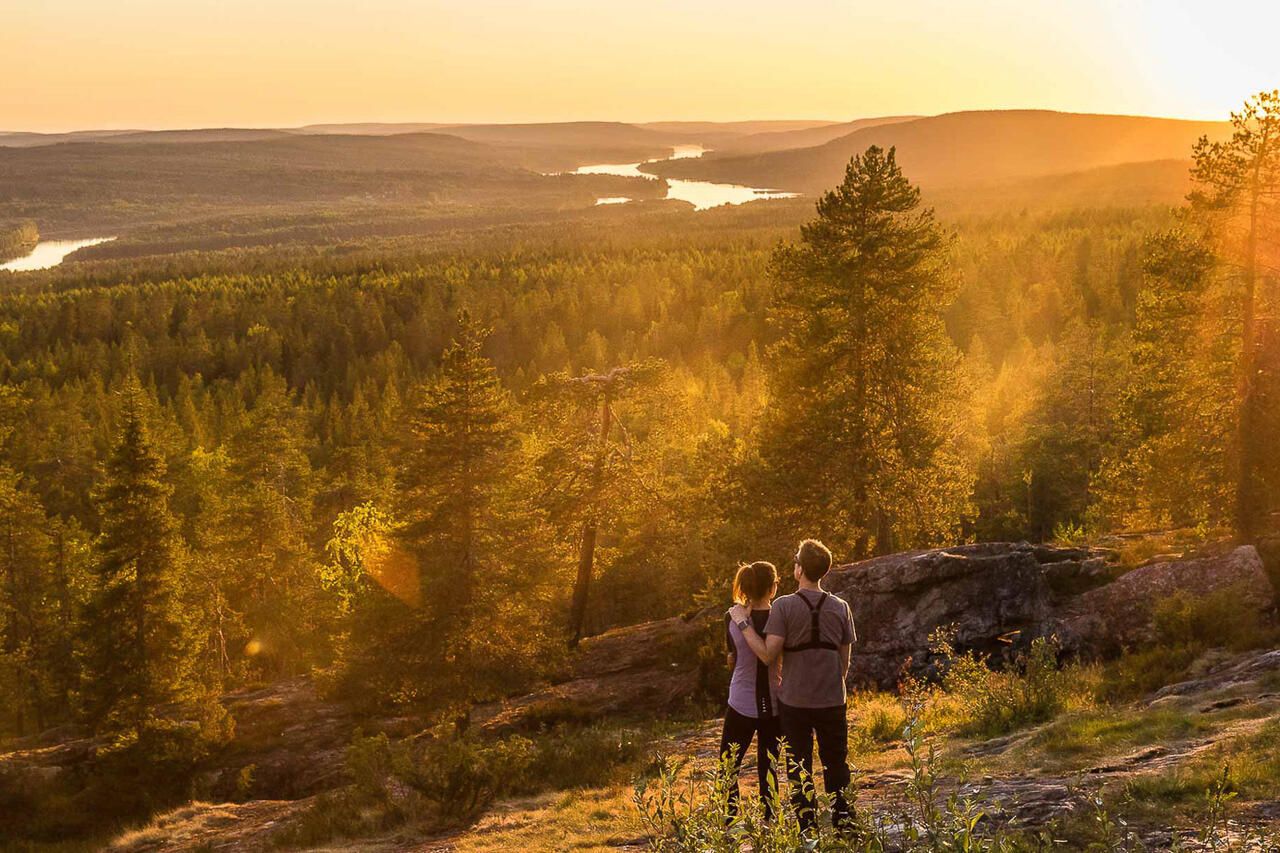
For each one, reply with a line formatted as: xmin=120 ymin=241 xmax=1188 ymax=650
xmin=720 ymin=560 xmax=781 ymax=818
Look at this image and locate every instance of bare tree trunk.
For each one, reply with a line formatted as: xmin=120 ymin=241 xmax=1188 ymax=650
xmin=568 ymin=395 xmax=612 ymax=647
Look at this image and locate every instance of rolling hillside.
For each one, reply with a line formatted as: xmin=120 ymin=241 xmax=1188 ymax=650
xmin=710 ymin=114 xmax=921 ymax=155
xmin=645 ymin=109 xmax=1234 ymax=192
xmin=0 ymin=132 xmax=659 ymax=235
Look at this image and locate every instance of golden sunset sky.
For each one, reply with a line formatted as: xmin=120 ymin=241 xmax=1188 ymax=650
xmin=6 ymin=0 xmax=1279 ymax=132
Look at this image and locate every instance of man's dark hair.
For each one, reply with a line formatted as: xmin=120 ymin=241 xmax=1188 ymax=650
xmin=795 ymin=539 xmax=833 ymax=582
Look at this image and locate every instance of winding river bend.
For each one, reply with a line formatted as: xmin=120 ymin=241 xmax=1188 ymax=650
xmin=574 ymin=144 xmax=798 ymax=210
xmin=1 ymin=236 xmax=115 ymax=272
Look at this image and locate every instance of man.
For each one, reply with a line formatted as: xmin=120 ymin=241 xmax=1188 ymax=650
xmin=730 ymin=538 xmax=856 ymax=834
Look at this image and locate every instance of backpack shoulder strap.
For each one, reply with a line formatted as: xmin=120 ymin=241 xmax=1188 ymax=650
xmin=782 ymin=590 xmax=840 ymax=653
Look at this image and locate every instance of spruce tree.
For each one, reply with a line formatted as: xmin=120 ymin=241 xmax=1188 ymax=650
xmin=82 ymin=390 xmax=200 ymax=736
xmin=758 ymin=145 xmax=972 ymax=557
xmin=355 ymin=311 xmax=552 ymax=721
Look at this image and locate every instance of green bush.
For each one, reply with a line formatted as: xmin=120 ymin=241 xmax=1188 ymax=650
xmin=1096 ymin=644 xmax=1199 ymax=703
xmin=278 ymin=730 xmax=534 ymax=847
xmin=1096 ymin=586 xmax=1274 ymax=704
xmin=519 ymin=722 xmax=644 ymax=791
xmin=933 ymin=633 xmax=1071 ymax=738
xmin=395 ymin=733 xmax=534 ymax=821
xmin=1151 ymin=586 xmax=1258 ymax=650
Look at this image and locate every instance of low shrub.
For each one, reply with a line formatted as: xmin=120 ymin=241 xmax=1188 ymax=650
xmin=1151 ymin=586 xmax=1260 ymax=651
xmin=396 ymin=732 xmax=534 ymax=821
xmin=848 ymin=693 xmax=908 ymax=749
xmin=1097 ymin=586 xmax=1275 ymax=704
xmin=276 ymin=730 xmax=533 ymax=847
xmin=931 ymin=633 xmax=1075 ymax=738
xmin=1096 ymin=644 xmax=1199 ymax=703
xmin=519 ymin=722 xmax=645 ymax=791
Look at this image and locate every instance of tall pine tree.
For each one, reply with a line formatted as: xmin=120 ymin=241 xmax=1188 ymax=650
xmin=82 ymin=388 xmax=202 ymax=736
xmin=756 ymin=145 xmax=973 ymax=557
xmin=342 ymin=312 xmax=554 ymax=723
xmin=1189 ymin=90 xmax=1280 ymax=538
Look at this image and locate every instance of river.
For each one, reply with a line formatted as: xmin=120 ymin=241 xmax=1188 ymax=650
xmin=573 ymin=145 xmax=798 ymax=210
xmin=1 ymin=236 xmax=116 ymax=272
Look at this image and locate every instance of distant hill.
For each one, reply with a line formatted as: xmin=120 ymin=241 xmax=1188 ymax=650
xmin=0 ymin=132 xmax=548 ymax=233
xmin=0 ymin=130 xmax=141 ymax=147
xmin=293 ymin=122 xmax=455 ymax=135
xmin=711 ymin=115 xmax=921 ymax=155
xmin=312 ymin=121 xmax=678 ymax=172
xmin=925 ymin=158 xmax=1196 ymax=216
xmin=644 ymin=110 xmax=1233 ymax=192
xmin=637 ymin=119 xmax=837 ymax=136
xmin=102 ymin=128 xmax=297 ymax=144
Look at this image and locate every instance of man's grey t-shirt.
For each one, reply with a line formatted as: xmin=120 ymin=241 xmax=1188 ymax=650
xmin=764 ymin=588 xmax=857 ymax=709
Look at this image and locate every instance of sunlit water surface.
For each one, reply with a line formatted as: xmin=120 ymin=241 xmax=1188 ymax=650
xmin=1 ymin=237 xmax=116 ymax=271
xmin=573 ymin=145 xmax=798 ymax=210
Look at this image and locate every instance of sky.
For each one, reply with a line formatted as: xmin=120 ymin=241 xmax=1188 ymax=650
xmin=5 ymin=0 xmax=1280 ymax=132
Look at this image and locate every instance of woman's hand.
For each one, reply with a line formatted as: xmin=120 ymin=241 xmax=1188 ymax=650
xmin=729 ymin=603 xmax=750 ymax=625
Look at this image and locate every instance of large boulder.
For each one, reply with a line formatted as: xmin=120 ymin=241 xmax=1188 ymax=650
xmin=823 ymin=542 xmax=1111 ymax=687
xmin=1054 ymin=545 xmax=1274 ymax=655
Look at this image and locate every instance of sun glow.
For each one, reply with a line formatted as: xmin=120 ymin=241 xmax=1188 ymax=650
xmin=4 ymin=0 xmax=1277 ymax=131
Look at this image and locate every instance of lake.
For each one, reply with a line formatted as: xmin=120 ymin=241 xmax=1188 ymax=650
xmin=1 ymin=237 xmax=116 ymax=272
xmin=573 ymin=145 xmax=798 ymax=210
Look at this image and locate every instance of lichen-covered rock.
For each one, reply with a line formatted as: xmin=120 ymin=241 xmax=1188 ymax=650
xmin=1054 ymin=545 xmax=1274 ymax=656
xmin=474 ymin=610 xmax=711 ymax=732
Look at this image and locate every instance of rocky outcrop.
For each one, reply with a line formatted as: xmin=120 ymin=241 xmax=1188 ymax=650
xmin=1054 ymin=545 xmax=1273 ymax=656
xmin=823 ymin=542 xmax=1113 ymax=686
xmin=822 ymin=542 xmax=1276 ymax=687
xmin=474 ymin=610 xmax=710 ymax=733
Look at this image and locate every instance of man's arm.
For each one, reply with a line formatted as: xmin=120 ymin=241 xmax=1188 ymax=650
xmin=840 ymin=644 xmax=852 ymax=679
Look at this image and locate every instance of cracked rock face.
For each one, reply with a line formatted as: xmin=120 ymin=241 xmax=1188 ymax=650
xmin=824 ymin=543 xmax=1273 ymax=689
xmin=823 ymin=542 xmax=1112 ymax=687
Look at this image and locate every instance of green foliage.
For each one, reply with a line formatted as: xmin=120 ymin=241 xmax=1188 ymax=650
xmin=1096 ymin=587 xmax=1271 ymax=703
xmin=331 ymin=312 xmax=561 ymax=717
xmin=0 ymin=221 xmax=37 ymax=263
xmin=1092 ymin=227 xmax=1233 ymax=532
xmin=932 ymin=632 xmax=1072 ymax=738
xmin=0 ymin=469 xmax=86 ymax=734
xmin=1150 ymin=587 xmax=1260 ymax=650
xmin=80 ymin=388 xmax=216 ymax=737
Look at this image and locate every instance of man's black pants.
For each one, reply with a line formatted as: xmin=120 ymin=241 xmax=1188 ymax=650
xmin=718 ymin=706 xmax=780 ymax=819
xmin=778 ymin=702 xmax=852 ymax=833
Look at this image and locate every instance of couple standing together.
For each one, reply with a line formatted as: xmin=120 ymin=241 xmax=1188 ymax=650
xmin=722 ymin=538 xmax=856 ymax=833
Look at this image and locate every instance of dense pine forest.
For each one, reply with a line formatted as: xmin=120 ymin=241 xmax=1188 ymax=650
xmin=0 ymin=93 xmax=1278 ymax=847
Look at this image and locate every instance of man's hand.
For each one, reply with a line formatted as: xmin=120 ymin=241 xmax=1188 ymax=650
xmin=729 ymin=604 xmax=750 ymax=625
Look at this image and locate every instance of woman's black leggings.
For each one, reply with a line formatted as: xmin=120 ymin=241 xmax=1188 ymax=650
xmin=719 ymin=706 xmax=781 ymax=818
